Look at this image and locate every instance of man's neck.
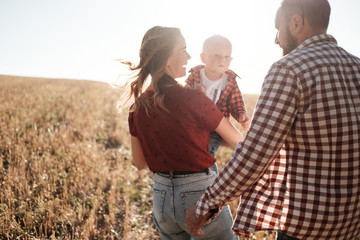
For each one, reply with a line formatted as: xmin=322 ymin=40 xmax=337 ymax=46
xmin=296 ymin=24 xmax=327 ymax=47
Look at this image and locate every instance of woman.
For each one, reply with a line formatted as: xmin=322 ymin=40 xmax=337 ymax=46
xmin=124 ymin=26 xmax=242 ymax=240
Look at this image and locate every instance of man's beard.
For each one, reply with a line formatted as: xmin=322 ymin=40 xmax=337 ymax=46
xmin=282 ymin=26 xmax=298 ymax=56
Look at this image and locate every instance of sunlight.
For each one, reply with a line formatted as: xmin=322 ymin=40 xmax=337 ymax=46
xmin=170 ymin=0 xmax=282 ymax=93
xmin=2 ymin=0 xmax=359 ymax=94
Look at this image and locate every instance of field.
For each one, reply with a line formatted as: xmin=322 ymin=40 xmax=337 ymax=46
xmin=0 ymin=75 xmax=274 ymax=239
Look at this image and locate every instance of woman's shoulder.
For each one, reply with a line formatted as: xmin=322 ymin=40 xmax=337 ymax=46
xmin=166 ymin=86 xmax=213 ymax=111
xmin=168 ymin=84 xmax=206 ymax=99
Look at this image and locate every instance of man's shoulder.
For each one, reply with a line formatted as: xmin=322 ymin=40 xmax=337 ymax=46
xmin=278 ymin=34 xmax=343 ymax=66
xmin=277 ymin=39 xmax=359 ymax=71
xmin=272 ymin=47 xmax=315 ymax=71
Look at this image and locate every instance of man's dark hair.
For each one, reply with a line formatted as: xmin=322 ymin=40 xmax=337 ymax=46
xmin=281 ymin=0 xmax=331 ymax=30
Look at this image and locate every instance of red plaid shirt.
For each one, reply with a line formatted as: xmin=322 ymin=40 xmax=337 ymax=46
xmin=185 ymin=65 xmax=246 ymax=122
xmin=195 ymin=34 xmax=360 ymax=239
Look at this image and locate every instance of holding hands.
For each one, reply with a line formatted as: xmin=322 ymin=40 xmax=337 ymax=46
xmin=185 ymin=205 xmax=211 ymax=236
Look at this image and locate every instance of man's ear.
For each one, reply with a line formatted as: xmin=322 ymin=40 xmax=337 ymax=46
xmin=291 ymin=14 xmax=303 ymax=33
xmin=200 ymin=53 xmax=206 ymax=63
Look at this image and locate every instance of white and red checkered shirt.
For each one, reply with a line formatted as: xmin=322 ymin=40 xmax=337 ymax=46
xmin=196 ymin=34 xmax=360 ymax=239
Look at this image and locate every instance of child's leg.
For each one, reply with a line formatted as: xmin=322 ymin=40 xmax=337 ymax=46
xmin=210 ymin=163 xmax=219 ymax=174
xmin=209 ymin=131 xmax=222 ymax=156
xmin=209 ymin=131 xmax=222 ymax=174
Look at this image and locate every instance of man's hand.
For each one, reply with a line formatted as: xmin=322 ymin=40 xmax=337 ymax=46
xmin=185 ymin=205 xmax=211 ymax=236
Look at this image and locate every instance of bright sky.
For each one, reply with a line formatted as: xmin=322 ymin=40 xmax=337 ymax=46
xmin=1 ymin=0 xmax=359 ymax=93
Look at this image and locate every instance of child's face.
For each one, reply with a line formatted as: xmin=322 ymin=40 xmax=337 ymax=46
xmin=201 ymin=42 xmax=232 ymax=76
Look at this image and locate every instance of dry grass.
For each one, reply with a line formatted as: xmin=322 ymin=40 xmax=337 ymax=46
xmin=0 ymin=75 xmax=274 ymax=239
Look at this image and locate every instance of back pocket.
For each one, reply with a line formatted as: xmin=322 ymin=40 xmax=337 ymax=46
xmin=180 ymin=190 xmax=205 ymax=211
xmin=180 ymin=190 xmax=233 ymax=232
xmin=153 ymin=189 xmax=166 ymax=223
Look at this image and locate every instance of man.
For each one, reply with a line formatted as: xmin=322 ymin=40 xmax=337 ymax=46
xmin=185 ymin=0 xmax=360 ymax=239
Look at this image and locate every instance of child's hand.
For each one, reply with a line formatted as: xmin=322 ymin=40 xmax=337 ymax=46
xmin=239 ymin=115 xmax=251 ymax=131
xmin=186 ymin=84 xmax=206 ymax=92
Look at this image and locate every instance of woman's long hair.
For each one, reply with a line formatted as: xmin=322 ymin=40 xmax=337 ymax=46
xmin=121 ymin=26 xmax=182 ymax=115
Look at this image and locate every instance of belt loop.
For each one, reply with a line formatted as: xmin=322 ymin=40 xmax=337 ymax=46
xmin=169 ymin=171 xmax=174 ymax=178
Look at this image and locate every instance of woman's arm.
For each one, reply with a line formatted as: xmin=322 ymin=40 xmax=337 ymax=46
xmin=130 ymin=136 xmax=148 ymax=170
xmin=215 ymin=117 xmax=244 ymax=148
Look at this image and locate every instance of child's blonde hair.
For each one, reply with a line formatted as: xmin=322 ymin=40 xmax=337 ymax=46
xmin=202 ymin=35 xmax=232 ymax=53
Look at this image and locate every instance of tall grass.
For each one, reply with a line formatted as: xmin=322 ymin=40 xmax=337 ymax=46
xmin=0 ymin=75 xmax=274 ymax=239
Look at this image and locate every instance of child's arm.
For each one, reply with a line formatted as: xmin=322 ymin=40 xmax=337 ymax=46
xmin=185 ymin=65 xmax=204 ymax=86
xmin=185 ymin=68 xmax=206 ymax=91
xmin=185 ymin=69 xmax=195 ymax=87
xmin=230 ymin=83 xmax=250 ymax=131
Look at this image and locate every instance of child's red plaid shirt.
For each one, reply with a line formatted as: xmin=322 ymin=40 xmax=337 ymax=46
xmin=185 ymin=65 xmax=247 ymax=122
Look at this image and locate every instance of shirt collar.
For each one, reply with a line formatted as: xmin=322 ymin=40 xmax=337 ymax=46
xmin=295 ymin=34 xmax=337 ymax=51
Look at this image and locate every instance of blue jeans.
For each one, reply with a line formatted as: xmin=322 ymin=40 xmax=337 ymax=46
xmin=153 ymin=170 xmax=238 ymax=240
xmin=209 ymin=131 xmax=221 ymax=174
xmin=209 ymin=131 xmax=222 ymax=157
xmin=276 ymin=232 xmax=299 ymax=240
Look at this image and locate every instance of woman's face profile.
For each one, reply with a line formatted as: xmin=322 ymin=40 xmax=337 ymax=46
xmin=165 ymin=36 xmax=191 ymax=79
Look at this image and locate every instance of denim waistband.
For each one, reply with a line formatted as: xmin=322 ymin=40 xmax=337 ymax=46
xmin=155 ymin=168 xmax=209 ymax=176
xmin=154 ymin=169 xmax=215 ymax=185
